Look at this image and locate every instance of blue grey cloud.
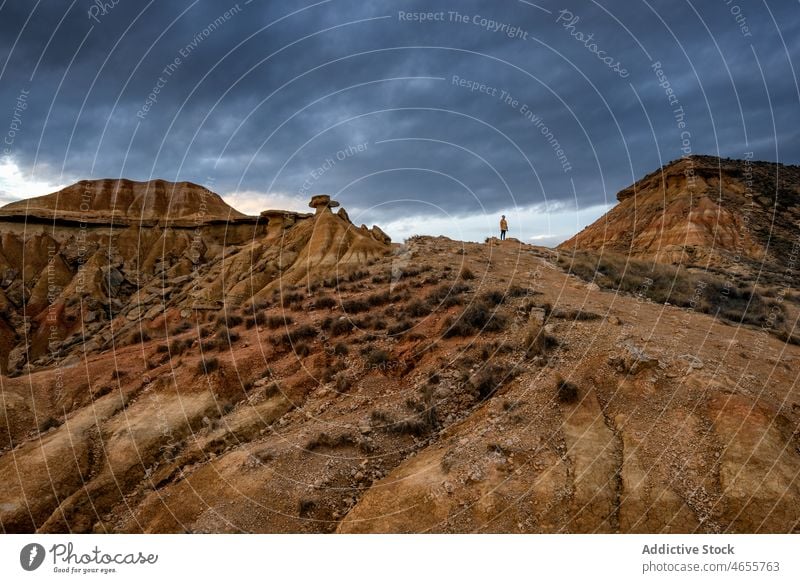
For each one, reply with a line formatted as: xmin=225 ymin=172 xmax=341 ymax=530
xmin=0 ymin=0 xmax=798 ymax=229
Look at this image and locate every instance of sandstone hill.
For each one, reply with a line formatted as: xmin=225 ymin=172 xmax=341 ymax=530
xmin=0 ymin=182 xmax=389 ymax=375
xmin=0 ymin=178 xmax=248 ymax=225
xmin=560 ymin=155 xmax=800 ymax=276
xmin=1 ymin=175 xmax=799 ymax=534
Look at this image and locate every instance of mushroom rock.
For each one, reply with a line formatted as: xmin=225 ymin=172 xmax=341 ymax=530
xmin=370 ymin=225 xmax=391 ymax=245
xmin=309 ymin=194 xmax=340 ymax=214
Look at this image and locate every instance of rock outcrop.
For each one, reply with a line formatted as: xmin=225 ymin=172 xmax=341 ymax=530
xmin=0 ymin=182 xmax=390 ymax=373
xmin=559 ymin=155 xmax=800 ymax=273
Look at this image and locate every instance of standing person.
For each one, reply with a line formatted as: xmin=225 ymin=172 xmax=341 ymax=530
xmin=500 ymin=215 xmax=508 ymax=240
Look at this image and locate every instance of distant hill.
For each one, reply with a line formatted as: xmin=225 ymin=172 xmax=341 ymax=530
xmin=0 ymin=178 xmax=248 ymax=225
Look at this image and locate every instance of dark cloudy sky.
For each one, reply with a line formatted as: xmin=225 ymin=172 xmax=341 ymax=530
xmin=1 ymin=0 xmax=798 ymax=243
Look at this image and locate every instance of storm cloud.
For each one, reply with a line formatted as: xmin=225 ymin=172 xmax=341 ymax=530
xmin=1 ymin=0 xmax=798 ymax=242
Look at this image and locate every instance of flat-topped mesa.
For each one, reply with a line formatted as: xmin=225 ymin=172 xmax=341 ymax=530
xmin=559 ymin=154 xmax=800 ymax=269
xmin=0 ymin=178 xmax=253 ymax=226
xmin=309 ymin=194 xmax=340 ymax=214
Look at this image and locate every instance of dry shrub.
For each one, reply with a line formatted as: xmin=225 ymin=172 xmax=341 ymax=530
xmin=442 ymin=301 xmax=508 ymax=338
xmin=551 ymin=308 xmax=601 ymax=321
xmin=272 ymin=324 xmax=317 ymax=347
xmin=342 ymin=298 xmax=370 ymax=314
xmin=404 ymin=300 xmax=430 ymax=318
xmin=313 ymin=296 xmax=337 ymax=310
xmin=470 ymin=363 xmax=513 ymax=401
xmin=265 ymin=315 xmax=293 ymax=329
xmin=197 ymin=357 xmax=220 ymax=376
xmin=459 ymin=266 xmax=475 ymax=280
xmin=555 ymin=374 xmax=579 ymax=403
xmin=522 ymin=321 xmax=557 ymax=357
xmin=558 ymin=250 xmax=785 ymax=330
xmin=305 ymin=431 xmax=356 ymax=451
xmin=327 ymin=318 xmax=354 ymax=336
xmin=388 ymin=319 xmax=413 ymax=335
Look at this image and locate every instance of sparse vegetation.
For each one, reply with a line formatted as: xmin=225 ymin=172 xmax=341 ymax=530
xmin=365 ymin=348 xmax=393 ymax=369
xmin=272 ymin=324 xmax=318 ymax=347
xmin=281 ymin=292 xmax=305 ymax=309
xmin=325 ymin=317 xmax=354 ymax=336
xmin=370 ymin=394 xmax=437 ymax=436
xmin=305 ymin=431 xmax=356 ymax=451
xmin=478 ymin=289 xmax=506 ymax=307
xmin=559 ymin=250 xmax=787 ymax=330
xmin=264 ymin=381 xmax=281 ymax=398
xmin=169 ymin=321 xmax=192 ymax=335
xmin=470 ymin=363 xmax=513 ymax=401
xmin=426 ymin=282 xmax=469 ymax=307
xmin=39 ymin=416 xmax=62 ymax=432
xmin=367 ymin=292 xmax=390 ymax=306
xmin=387 ymin=319 xmax=413 ymax=335
xmin=404 ymin=300 xmax=430 ymax=318
xmin=506 ymin=284 xmax=529 ymax=298
xmin=126 ymin=328 xmax=150 ymax=345
xmin=197 ymin=357 xmax=220 ymax=375
xmin=313 ymin=295 xmax=337 ymax=310
xmin=342 ymin=298 xmax=370 ymax=314
xmin=551 ymin=308 xmax=602 ymax=321
xmin=265 ymin=315 xmax=293 ymax=329
xmin=216 ymin=313 xmax=243 ymax=328
xmin=219 ymin=329 xmax=241 ymax=344
xmin=459 ymin=266 xmax=475 ymax=280
xmin=334 ymin=373 xmax=351 ymax=392
xmin=442 ymin=300 xmax=508 ymax=338
xmin=555 ymin=374 xmax=579 ymax=403
xmin=297 ymin=498 xmax=315 ymax=517
xmin=522 ymin=321 xmax=557 ymax=357
xmin=347 ymin=269 xmax=369 ymax=282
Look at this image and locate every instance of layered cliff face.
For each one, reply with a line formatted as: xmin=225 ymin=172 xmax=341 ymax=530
xmin=0 ymin=183 xmax=390 ymax=373
xmin=560 ymin=155 xmax=800 ymax=275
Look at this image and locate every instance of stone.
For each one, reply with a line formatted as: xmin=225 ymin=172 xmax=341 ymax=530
xmin=370 ymin=225 xmax=391 ymax=245
xmin=143 ymin=305 xmax=164 ymax=320
xmin=308 ymin=194 xmax=340 ymax=214
xmin=101 ymin=266 xmax=124 ymax=297
xmin=679 ymin=354 xmax=704 ymax=370
xmin=609 ymin=342 xmax=660 ymax=375
xmin=126 ymin=306 xmax=143 ymax=321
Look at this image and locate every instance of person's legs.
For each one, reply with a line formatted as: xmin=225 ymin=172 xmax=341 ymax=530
xmin=500 ymin=230 xmax=506 ymax=240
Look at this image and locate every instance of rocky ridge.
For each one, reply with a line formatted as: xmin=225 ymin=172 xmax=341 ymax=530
xmin=560 ymin=155 xmax=800 ymax=278
xmin=0 ymin=182 xmax=390 ymax=374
